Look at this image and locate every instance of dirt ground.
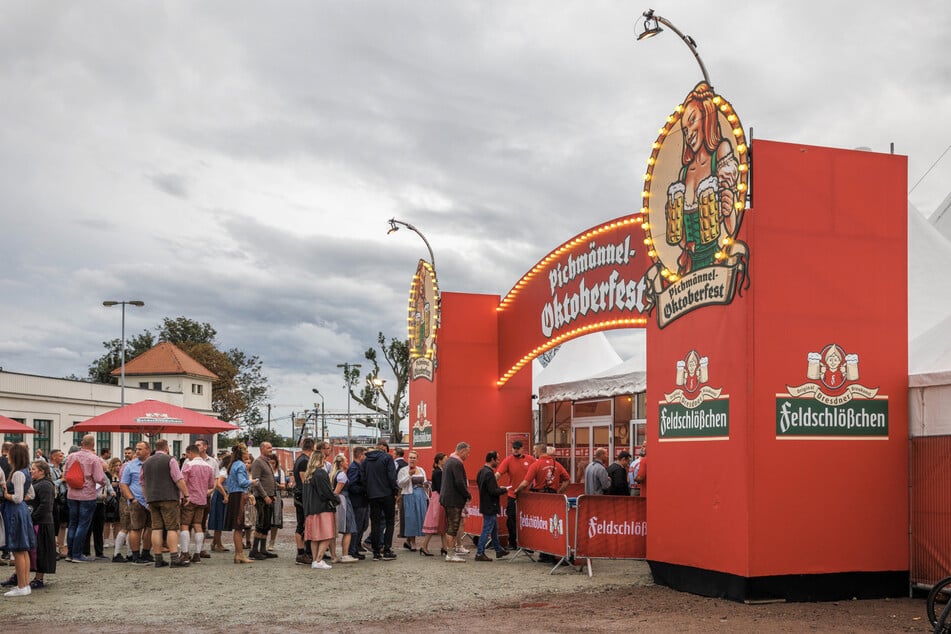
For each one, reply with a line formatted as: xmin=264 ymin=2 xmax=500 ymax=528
xmin=1 ymin=503 xmax=932 ymax=633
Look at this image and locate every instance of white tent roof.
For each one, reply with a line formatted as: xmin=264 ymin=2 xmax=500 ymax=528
xmin=910 ymin=313 xmax=951 ymax=387
xmin=534 ymin=332 xmax=622 ymax=391
xmin=538 ymin=331 xmax=644 ymax=404
xmin=909 ymin=201 xmax=951 ymax=341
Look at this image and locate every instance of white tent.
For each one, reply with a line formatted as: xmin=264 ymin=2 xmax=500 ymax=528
xmin=533 ymin=332 xmax=622 ymax=397
xmin=539 ymin=331 xmax=645 ymax=403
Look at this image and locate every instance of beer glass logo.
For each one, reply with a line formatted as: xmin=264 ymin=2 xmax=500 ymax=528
xmin=640 ymin=83 xmax=751 ymax=328
xmin=408 ymin=259 xmax=440 ymax=381
xmin=785 ymin=343 xmax=877 ymax=405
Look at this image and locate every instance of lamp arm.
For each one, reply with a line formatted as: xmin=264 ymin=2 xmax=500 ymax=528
xmin=388 ymin=218 xmax=436 ymax=270
xmin=653 ymin=15 xmax=711 ymax=87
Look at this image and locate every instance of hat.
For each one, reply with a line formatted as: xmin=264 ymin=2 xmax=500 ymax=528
xmin=617 ymin=450 xmax=632 ymax=460
xmin=511 ymin=440 xmax=524 ymax=450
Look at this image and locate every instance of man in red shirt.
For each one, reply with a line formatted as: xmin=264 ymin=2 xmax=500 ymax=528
xmin=494 ymin=440 xmax=535 ymax=550
xmin=513 ymin=444 xmax=569 ymax=496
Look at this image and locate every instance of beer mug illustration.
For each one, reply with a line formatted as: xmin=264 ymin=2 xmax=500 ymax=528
xmin=666 ymin=182 xmax=685 ymax=245
xmin=806 ymin=352 xmax=821 ymax=380
xmin=675 ymin=359 xmax=686 ymax=386
xmin=698 ymin=356 xmax=709 ymax=383
xmin=845 ymin=354 xmax=860 ymax=381
xmin=697 ymin=175 xmax=721 ymax=245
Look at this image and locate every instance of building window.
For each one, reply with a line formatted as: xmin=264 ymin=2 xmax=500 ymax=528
xmin=172 ymin=440 xmax=182 ymax=460
xmin=152 ymin=382 xmax=162 ymax=391
xmin=33 ymin=419 xmax=51 ymax=457
xmin=4 ymin=417 xmax=26 ymax=444
xmin=191 ymin=383 xmax=203 ymax=395
xmin=128 ymin=432 xmax=143 ymax=447
xmin=139 ymin=382 xmax=149 ymax=389
xmin=72 ymin=430 xmax=84 ymax=448
xmin=96 ymin=432 xmax=112 ymax=455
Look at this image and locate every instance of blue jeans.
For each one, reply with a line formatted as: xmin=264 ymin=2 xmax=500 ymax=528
xmin=477 ymin=513 xmax=504 ymax=555
xmin=67 ymin=499 xmax=97 ymax=559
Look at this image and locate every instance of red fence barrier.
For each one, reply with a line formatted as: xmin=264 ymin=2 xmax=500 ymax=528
xmin=573 ymin=494 xmax=647 ymax=559
xmin=514 ymin=492 xmax=573 ymax=560
xmin=462 ymin=484 xmax=509 ymax=538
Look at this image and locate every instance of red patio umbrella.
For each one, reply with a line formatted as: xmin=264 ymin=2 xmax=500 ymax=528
xmin=66 ymin=399 xmax=240 ymax=436
xmin=0 ymin=415 xmax=38 ymax=434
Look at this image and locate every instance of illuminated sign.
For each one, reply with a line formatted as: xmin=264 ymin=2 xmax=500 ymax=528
xmin=408 ymin=259 xmax=440 ymax=381
xmin=640 ymin=82 xmax=750 ymax=328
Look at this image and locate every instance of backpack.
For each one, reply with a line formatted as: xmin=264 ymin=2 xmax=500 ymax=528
xmin=64 ymin=458 xmax=85 ymax=489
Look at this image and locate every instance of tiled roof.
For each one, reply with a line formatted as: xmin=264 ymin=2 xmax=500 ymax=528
xmin=110 ymin=342 xmax=218 ymax=380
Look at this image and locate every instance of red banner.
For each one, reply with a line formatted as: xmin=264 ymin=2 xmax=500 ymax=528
xmin=515 ymin=492 xmax=571 ymax=558
xmin=462 ymin=484 xmax=509 ymax=537
xmin=573 ymin=494 xmax=646 ymax=559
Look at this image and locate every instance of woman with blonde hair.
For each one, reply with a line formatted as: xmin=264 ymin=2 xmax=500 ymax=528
xmin=302 ymin=444 xmax=338 ymax=570
xmin=329 ymin=454 xmax=357 ymax=563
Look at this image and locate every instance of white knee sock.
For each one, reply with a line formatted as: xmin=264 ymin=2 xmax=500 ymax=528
xmin=115 ymin=531 xmax=128 ymax=556
xmin=179 ymin=530 xmax=190 ymax=555
xmin=194 ymin=531 xmax=204 ymax=554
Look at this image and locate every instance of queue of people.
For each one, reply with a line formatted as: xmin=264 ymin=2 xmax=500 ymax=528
xmin=0 ymin=434 xmax=647 ymax=595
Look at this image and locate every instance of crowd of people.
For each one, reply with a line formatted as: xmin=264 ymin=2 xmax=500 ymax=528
xmin=0 ymin=434 xmax=647 ymax=596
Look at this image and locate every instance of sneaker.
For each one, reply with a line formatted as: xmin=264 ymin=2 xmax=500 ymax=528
xmin=29 ymin=579 xmax=45 ymax=590
xmin=112 ymin=554 xmax=127 ymax=563
xmin=169 ymin=557 xmax=190 ymax=568
xmin=129 ymin=554 xmax=149 ymax=566
xmin=249 ymin=551 xmax=268 ymax=560
xmin=3 ymin=585 xmax=30 ymax=597
xmin=139 ymin=553 xmax=154 ymax=563
xmin=190 ymin=553 xmax=201 ymax=564
xmin=455 ymin=546 xmax=470 ymax=555
xmin=262 ymin=551 xmax=278 ymax=559
xmin=339 ymin=555 xmax=358 ymax=563
xmin=0 ymin=574 xmax=17 ymax=587
xmin=154 ymin=555 xmax=169 ymax=568
xmin=495 ymin=551 xmax=510 ymax=560
xmin=295 ymin=554 xmax=313 ymax=566
xmin=352 ymin=552 xmax=366 ymax=561
xmin=72 ymin=555 xmax=97 ymax=563
xmin=381 ymin=550 xmax=397 ymax=561
xmin=372 ymin=552 xmax=383 ymax=561
xmin=474 ymin=553 xmax=492 ymax=562
xmin=199 ymin=551 xmax=211 ymax=559
xmin=311 ymin=560 xmax=332 ymax=570
xmin=445 ymin=554 xmax=466 ymax=563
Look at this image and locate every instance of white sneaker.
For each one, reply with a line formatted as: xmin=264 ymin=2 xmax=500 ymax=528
xmin=4 ymin=585 xmax=31 ymax=597
xmin=339 ymin=555 xmax=358 ymax=563
xmin=311 ymin=560 xmax=332 ymax=570
xmin=446 ymin=554 xmax=466 ymax=563
xmin=455 ymin=547 xmax=470 ymax=555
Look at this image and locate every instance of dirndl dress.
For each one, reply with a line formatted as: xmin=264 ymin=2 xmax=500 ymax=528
xmin=422 ymin=491 xmax=446 ymax=535
xmin=208 ymin=489 xmax=227 ymax=531
xmin=3 ymin=469 xmax=37 ymax=552
xmin=271 ymin=487 xmax=284 ymax=529
xmin=402 ymin=485 xmax=428 ymax=538
xmin=336 ymin=491 xmax=356 ymax=534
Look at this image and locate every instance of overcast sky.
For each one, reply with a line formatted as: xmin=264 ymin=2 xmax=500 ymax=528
xmin=2 ymin=1 xmax=949 ymax=438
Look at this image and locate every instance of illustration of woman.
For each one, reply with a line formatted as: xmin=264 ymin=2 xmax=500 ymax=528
xmin=819 ymin=344 xmax=846 ymax=389
xmin=666 ymin=82 xmax=740 ymax=275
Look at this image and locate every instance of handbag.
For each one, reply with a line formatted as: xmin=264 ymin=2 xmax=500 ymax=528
xmin=103 ymin=495 xmax=120 ymax=523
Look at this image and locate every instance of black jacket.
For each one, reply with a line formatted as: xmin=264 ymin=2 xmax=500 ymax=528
xmin=606 ymin=462 xmax=629 ymax=495
xmin=302 ymin=468 xmax=338 ymax=515
xmin=477 ymin=465 xmax=507 ymax=516
xmin=346 ymin=460 xmax=368 ymax=508
xmin=361 ymin=449 xmax=398 ymax=499
xmin=439 ymin=456 xmax=470 ymax=508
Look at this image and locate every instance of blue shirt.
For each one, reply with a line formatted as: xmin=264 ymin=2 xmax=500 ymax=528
xmin=224 ymin=461 xmax=251 ymax=494
xmin=120 ymin=458 xmax=147 ymax=507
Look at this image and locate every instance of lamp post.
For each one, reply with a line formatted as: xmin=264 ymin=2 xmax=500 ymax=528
xmin=635 ymin=9 xmax=711 ymax=87
xmin=311 ymin=388 xmax=327 ymax=441
xmin=366 ymin=375 xmax=390 ymax=442
xmin=103 ymin=299 xmax=144 ymax=453
xmin=336 ymin=363 xmax=361 ymax=452
xmin=387 ymin=218 xmax=435 ymax=269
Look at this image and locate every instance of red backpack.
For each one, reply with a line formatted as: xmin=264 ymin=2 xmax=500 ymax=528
xmin=64 ymin=458 xmax=85 ymax=489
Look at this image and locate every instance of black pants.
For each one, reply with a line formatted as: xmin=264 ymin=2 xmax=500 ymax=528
xmin=368 ymin=495 xmax=395 ymax=554
xmin=84 ymin=502 xmax=105 ymax=557
xmin=349 ymin=505 xmax=369 ymax=556
xmin=506 ymin=496 xmax=518 ymax=548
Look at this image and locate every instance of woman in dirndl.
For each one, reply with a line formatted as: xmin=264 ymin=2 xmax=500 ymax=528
xmin=27 ymin=460 xmax=56 ymax=589
xmin=223 ymin=445 xmax=252 ymax=564
xmin=420 ymin=452 xmax=447 ymax=556
xmin=267 ymin=454 xmax=285 ymax=551
xmin=2 ymin=444 xmax=36 ymax=597
xmin=208 ymin=454 xmax=230 ymax=552
xmin=397 ymin=450 xmax=428 ymax=553
xmin=329 ymin=453 xmax=357 ymax=563
xmin=302 ymin=445 xmax=338 ymax=570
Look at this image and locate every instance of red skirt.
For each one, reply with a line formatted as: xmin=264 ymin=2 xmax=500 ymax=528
xmin=304 ymin=512 xmax=336 ymax=542
xmin=422 ymin=491 xmax=446 ymax=535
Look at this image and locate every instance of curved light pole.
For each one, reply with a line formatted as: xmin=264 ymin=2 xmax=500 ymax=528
xmin=387 ymin=218 xmax=435 ymax=269
xmin=636 ymin=9 xmax=711 ymax=87
xmin=103 ymin=299 xmax=144 ymax=452
xmin=311 ymin=388 xmax=327 ymax=441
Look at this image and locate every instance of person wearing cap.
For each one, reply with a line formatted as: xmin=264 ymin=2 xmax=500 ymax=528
xmin=494 ymin=440 xmax=534 ymax=551
xmin=606 ymin=451 xmax=633 ymax=495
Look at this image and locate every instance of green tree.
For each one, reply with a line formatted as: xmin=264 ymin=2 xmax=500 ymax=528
xmin=347 ymin=332 xmax=409 ymax=443
xmin=87 ymin=316 xmax=269 ymax=425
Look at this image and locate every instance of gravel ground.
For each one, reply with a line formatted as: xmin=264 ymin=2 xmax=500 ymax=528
xmin=1 ymin=503 xmax=932 ymax=633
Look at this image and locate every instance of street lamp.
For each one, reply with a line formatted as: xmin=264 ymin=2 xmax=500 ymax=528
xmin=387 ymin=218 xmax=435 ymax=269
xmin=366 ymin=375 xmax=391 ymax=442
xmin=336 ymin=363 xmax=362 ymax=452
xmin=635 ymin=9 xmax=711 ymax=87
xmin=103 ymin=299 xmax=144 ymax=453
xmin=311 ymin=388 xmax=328 ymax=441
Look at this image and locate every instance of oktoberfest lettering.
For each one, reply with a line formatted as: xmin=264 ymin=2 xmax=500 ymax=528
xmin=587 ymin=516 xmax=647 ymax=540
xmin=660 ymin=408 xmax=727 ymax=435
xmin=541 ymin=235 xmax=648 ymax=338
xmin=778 ymin=401 xmax=887 ymax=434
